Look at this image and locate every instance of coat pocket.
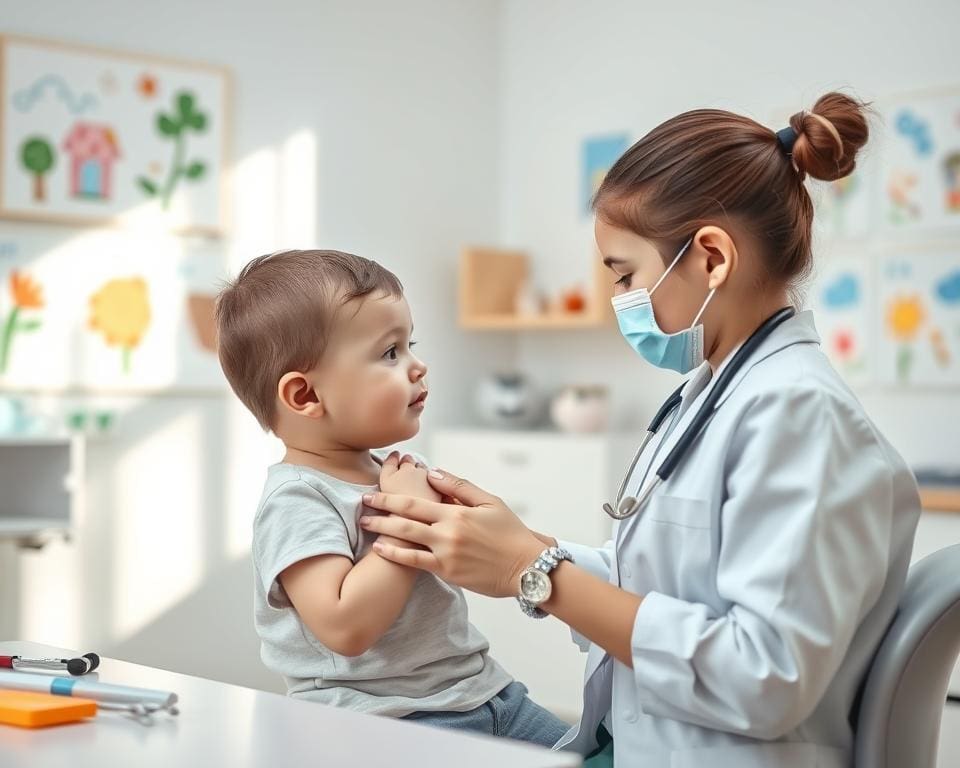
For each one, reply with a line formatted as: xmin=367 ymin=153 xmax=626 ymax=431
xmin=646 ymin=494 xmax=711 ymax=530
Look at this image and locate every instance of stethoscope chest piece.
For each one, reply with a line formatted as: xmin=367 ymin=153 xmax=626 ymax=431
xmin=603 ymin=496 xmax=638 ymax=520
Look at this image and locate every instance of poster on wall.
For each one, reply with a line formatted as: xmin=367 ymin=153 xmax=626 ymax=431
xmin=0 ymin=35 xmax=229 ymax=234
xmin=878 ymin=88 xmax=960 ymax=235
xmin=0 ymin=225 xmax=227 ymax=392
xmin=808 ymin=254 xmax=874 ymax=385
xmin=876 ymin=247 xmax=960 ymax=386
xmin=581 ymin=134 xmax=630 ymax=216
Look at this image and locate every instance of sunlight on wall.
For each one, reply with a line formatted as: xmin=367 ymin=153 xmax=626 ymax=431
xmin=229 ymin=145 xmax=280 ymax=262
xmin=278 ymin=129 xmax=318 ymax=247
xmin=112 ymin=409 xmax=204 ymax=637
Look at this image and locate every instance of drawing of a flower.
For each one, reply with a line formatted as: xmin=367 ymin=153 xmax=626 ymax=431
xmin=886 ymin=295 xmax=925 ymax=382
xmin=89 ymin=277 xmax=151 ymax=374
xmin=1 ymin=270 xmax=44 ymax=373
xmin=887 ymin=295 xmax=924 ymax=341
xmin=832 ymin=329 xmax=856 ymax=360
xmin=10 ymin=271 xmax=43 ymax=309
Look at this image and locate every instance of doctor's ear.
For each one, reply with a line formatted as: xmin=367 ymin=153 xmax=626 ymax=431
xmin=693 ymin=226 xmax=738 ymax=290
xmin=278 ymin=371 xmax=324 ymax=418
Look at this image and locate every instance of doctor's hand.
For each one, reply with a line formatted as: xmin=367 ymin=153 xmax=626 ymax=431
xmin=358 ymin=470 xmax=547 ymax=598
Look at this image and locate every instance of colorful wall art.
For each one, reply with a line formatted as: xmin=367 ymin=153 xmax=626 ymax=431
xmin=877 ymin=250 xmax=960 ymax=386
xmin=879 ymin=89 xmax=960 ymax=234
xmin=0 ymin=225 xmax=226 ymax=392
xmin=0 ymin=35 xmax=228 ymax=233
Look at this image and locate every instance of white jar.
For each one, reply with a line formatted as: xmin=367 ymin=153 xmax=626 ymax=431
xmin=550 ymin=385 xmax=609 ymax=433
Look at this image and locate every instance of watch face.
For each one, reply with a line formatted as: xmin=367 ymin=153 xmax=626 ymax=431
xmin=520 ymin=568 xmax=551 ymax=605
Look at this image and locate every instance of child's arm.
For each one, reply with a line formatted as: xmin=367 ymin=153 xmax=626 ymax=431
xmin=280 ymin=546 xmax=416 ymax=657
xmin=279 ymin=454 xmax=441 ymax=657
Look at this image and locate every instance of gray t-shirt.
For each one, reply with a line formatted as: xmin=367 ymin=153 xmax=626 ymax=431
xmin=252 ymin=458 xmax=512 ymax=717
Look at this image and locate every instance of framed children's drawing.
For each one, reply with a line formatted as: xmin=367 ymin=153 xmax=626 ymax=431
xmin=877 ymin=86 xmax=960 ymax=236
xmin=0 ymin=35 xmax=229 ymax=235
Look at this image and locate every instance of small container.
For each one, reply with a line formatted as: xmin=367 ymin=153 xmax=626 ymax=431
xmin=475 ymin=373 xmax=543 ymax=429
xmin=550 ymin=385 xmax=609 ymax=433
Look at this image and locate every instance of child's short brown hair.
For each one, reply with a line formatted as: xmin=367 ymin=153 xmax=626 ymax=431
xmin=215 ymin=249 xmax=403 ymax=431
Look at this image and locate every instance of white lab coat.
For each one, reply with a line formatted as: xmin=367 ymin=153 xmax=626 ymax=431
xmin=557 ymin=310 xmax=920 ymax=768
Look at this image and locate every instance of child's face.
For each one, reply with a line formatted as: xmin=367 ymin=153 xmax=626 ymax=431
xmin=313 ymin=292 xmax=428 ymax=448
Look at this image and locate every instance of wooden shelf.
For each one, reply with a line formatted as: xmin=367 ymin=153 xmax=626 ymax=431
xmin=920 ymin=486 xmax=960 ymax=514
xmin=459 ymin=245 xmax=613 ymax=331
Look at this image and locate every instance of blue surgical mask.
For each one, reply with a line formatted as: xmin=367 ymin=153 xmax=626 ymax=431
xmin=611 ymin=238 xmax=716 ymax=374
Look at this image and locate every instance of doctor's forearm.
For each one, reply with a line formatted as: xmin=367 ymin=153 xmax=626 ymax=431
xmin=543 ymin=562 xmax=641 ymax=668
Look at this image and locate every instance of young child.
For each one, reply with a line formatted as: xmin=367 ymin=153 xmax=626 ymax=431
xmin=215 ymin=249 xmax=568 ymax=746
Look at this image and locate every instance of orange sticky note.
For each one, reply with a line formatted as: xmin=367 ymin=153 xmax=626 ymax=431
xmin=0 ymin=689 xmax=97 ymax=728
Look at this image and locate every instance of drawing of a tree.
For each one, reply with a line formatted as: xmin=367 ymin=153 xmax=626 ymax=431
xmin=20 ymin=136 xmax=55 ymax=202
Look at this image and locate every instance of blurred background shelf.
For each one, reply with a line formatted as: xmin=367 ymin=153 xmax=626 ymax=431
xmin=459 ymin=245 xmax=613 ymax=330
xmin=920 ymin=487 xmax=960 ymax=514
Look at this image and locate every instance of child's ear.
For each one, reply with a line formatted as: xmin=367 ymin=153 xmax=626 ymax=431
xmin=694 ymin=226 xmax=739 ymax=290
xmin=278 ymin=371 xmax=324 ymax=418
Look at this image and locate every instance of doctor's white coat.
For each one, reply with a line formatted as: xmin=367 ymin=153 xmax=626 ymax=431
xmin=558 ymin=311 xmax=921 ymax=768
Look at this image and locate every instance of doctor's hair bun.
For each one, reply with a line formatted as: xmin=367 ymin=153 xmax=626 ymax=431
xmin=787 ymin=92 xmax=870 ymax=182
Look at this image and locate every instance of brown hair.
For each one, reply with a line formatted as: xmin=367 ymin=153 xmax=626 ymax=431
xmin=593 ymin=91 xmax=870 ymax=288
xmin=215 ymin=249 xmax=403 ymax=431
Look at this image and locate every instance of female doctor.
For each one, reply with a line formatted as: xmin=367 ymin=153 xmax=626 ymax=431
xmin=359 ymin=91 xmax=921 ymax=767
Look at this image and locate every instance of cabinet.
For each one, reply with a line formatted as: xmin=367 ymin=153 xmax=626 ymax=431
xmin=0 ymin=435 xmax=84 ymax=635
xmin=0 ymin=436 xmax=83 ymax=546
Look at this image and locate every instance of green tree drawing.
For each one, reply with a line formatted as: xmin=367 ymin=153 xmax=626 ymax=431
xmin=137 ymin=91 xmax=208 ymax=209
xmin=20 ymin=136 xmax=55 ymax=202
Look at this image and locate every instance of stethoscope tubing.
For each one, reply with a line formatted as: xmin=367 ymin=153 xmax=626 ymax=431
xmin=605 ymin=306 xmax=796 ymax=521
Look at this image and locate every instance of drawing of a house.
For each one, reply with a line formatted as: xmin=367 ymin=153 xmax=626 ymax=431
xmin=63 ymin=123 xmax=121 ymax=200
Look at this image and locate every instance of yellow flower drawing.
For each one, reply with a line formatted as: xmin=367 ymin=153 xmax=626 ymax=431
xmin=89 ymin=277 xmax=151 ymax=373
xmin=886 ymin=294 xmax=926 ymax=383
xmin=886 ymin=295 xmax=924 ymax=342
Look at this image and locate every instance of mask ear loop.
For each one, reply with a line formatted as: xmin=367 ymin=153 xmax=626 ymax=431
xmin=690 ymin=286 xmax=716 ymax=328
xmin=649 ymin=237 xmax=694 ymax=296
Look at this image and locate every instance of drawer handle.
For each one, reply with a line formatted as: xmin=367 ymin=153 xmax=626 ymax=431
xmin=499 ymin=450 xmax=529 ymax=466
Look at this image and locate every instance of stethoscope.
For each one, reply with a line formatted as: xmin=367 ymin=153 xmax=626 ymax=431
xmin=603 ymin=306 xmax=797 ymax=521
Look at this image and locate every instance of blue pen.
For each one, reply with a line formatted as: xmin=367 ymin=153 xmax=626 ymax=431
xmin=0 ymin=669 xmax=178 ymax=714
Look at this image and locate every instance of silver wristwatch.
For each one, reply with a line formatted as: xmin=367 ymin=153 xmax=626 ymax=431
xmin=517 ymin=546 xmax=574 ymax=619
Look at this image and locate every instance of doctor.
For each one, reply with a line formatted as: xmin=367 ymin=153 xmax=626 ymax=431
xmin=359 ymin=91 xmax=921 ymax=767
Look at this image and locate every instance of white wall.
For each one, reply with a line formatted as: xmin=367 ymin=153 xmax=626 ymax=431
xmin=1 ymin=0 xmax=511 ymax=690
xmin=498 ymin=0 xmax=960 ymax=465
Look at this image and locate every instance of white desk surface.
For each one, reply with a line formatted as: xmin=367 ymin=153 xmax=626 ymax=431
xmin=0 ymin=642 xmax=580 ymax=768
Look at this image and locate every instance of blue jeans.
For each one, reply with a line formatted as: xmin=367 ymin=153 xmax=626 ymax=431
xmin=402 ymin=682 xmax=570 ymax=748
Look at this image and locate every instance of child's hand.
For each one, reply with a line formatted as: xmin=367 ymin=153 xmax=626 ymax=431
xmin=379 ymin=452 xmax=442 ymax=503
